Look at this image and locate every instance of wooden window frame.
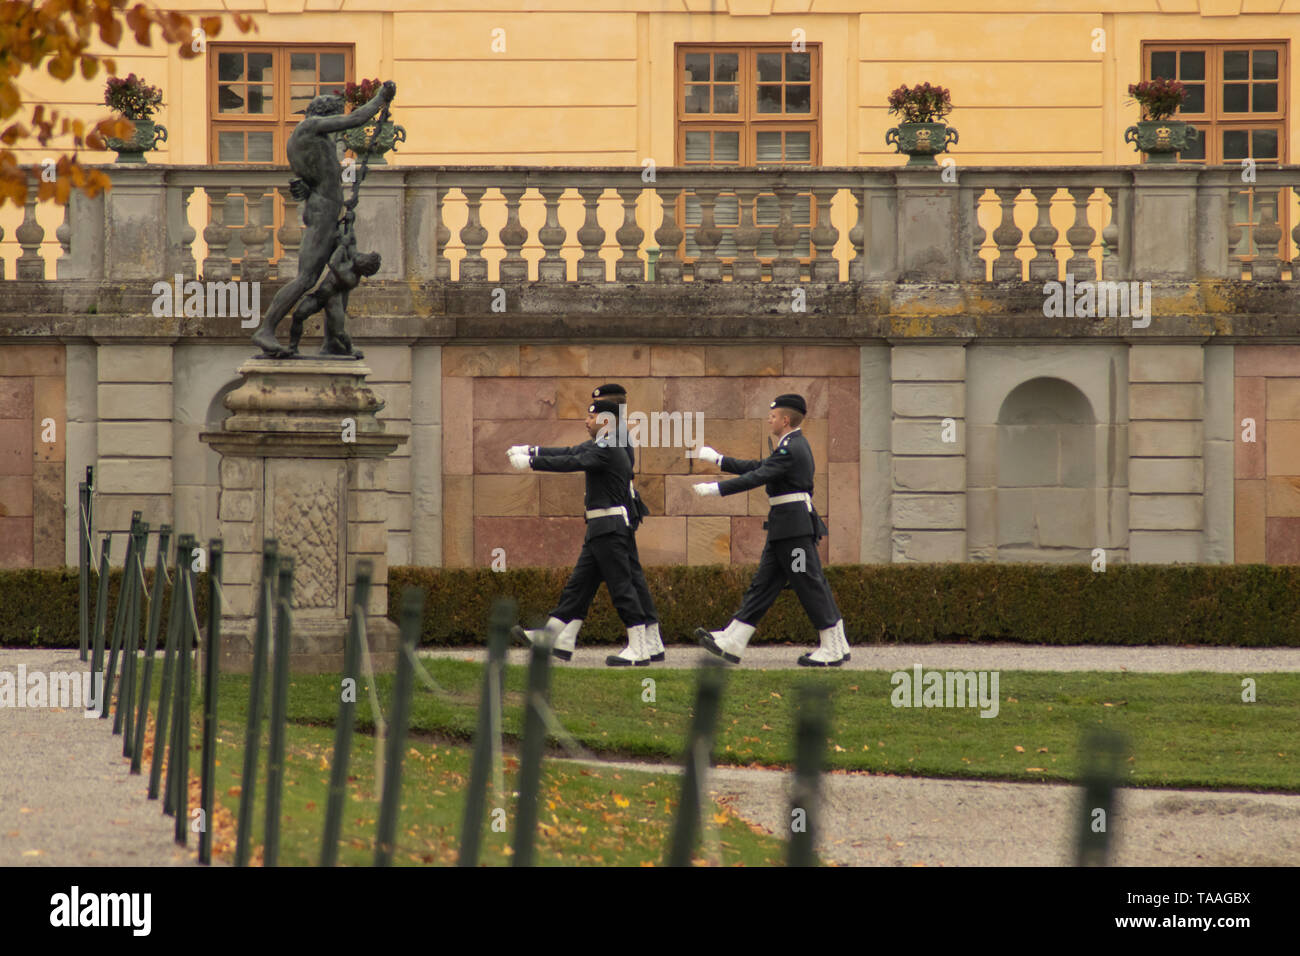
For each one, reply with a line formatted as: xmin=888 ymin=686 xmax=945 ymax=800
xmin=675 ymin=43 xmax=822 ymax=277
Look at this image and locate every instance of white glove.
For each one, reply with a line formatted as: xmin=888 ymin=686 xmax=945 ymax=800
xmin=696 ymin=445 xmax=722 ymax=466
xmin=507 ymin=444 xmax=532 ymax=457
xmin=508 ymin=449 xmax=531 ymax=471
xmin=692 ymin=482 xmax=720 ymax=498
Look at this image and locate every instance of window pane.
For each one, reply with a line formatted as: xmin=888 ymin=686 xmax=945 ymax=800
xmin=715 ymin=195 xmax=738 ymax=226
xmin=1223 ymin=129 xmax=1249 ymax=160
xmin=291 ymin=84 xmax=316 ymax=115
xmin=247 ymin=52 xmax=273 ymax=82
xmin=1223 ymin=83 xmax=1249 ymax=112
xmin=684 ymin=131 xmax=711 ymax=163
xmin=755 ymin=194 xmax=778 ymax=226
xmin=290 ymin=53 xmax=316 ymax=82
xmin=785 ymin=131 xmax=811 ymax=162
xmin=714 ymin=53 xmax=738 ymax=82
xmin=1182 ymin=84 xmax=1204 ymax=113
xmin=786 ymin=53 xmax=810 ymax=82
xmin=756 ymin=131 xmax=783 ymax=163
xmin=685 ymin=85 xmax=710 ymax=113
xmin=1180 ymin=126 xmax=1206 ymax=161
xmin=713 ymin=131 xmax=739 ymax=163
xmin=218 ymin=85 xmax=245 ymax=113
xmin=217 ymin=131 xmax=244 ymax=162
xmin=1151 ymin=51 xmax=1176 ymax=79
xmin=786 ymin=84 xmax=811 ymax=113
xmin=1253 ymin=50 xmax=1278 ymax=80
xmin=218 ymin=52 xmax=244 ymax=82
xmin=1224 ymin=50 xmax=1249 ymax=80
xmin=1252 ymin=129 xmax=1278 ymax=160
xmin=757 ymin=85 xmax=781 ymax=113
xmin=320 ymin=53 xmax=346 ymax=83
xmin=247 ymin=85 xmax=272 ymax=114
xmin=1179 ymin=51 xmax=1205 ymax=81
xmin=685 ymin=54 xmax=710 ymax=83
xmin=1253 ymin=83 xmax=1277 ymax=112
xmin=757 ymin=53 xmax=782 ymax=83
xmin=247 ymin=131 xmax=274 ymax=163
xmin=714 ymin=85 xmax=738 ymax=113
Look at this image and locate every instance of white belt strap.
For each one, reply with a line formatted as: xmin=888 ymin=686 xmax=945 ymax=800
xmin=586 ymin=505 xmax=630 ymax=525
xmin=769 ymin=492 xmax=812 ymax=511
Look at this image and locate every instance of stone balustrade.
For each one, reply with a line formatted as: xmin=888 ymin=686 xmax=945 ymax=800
xmin=22 ymin=164 xmax=1298 ymax=287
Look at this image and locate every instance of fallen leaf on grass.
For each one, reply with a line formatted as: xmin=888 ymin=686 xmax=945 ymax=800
xmin=1026 ymin=767 xmax=1046 ymax=772
xmin=1014 ymin=745 xmax=1025 ymax=753
xmin=612 ymin=795 xmax=629 ymax=808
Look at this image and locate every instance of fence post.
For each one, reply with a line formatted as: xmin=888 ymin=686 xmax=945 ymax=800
xmin=235 ymin=539 xmax=277 ymax=867
xmin=119 ymin=519 xmax=148 ymax=754
xmin=264 ymin=555 xmax=295 ymax=867
xmin=374 ymin=587 xmax=423 ymax=867
xmin=89 ymin=535 xmax=112 ymax=701
xmin=132 ymin=525 xmax=172 ymax=775
xmin=787 ymin=683 xmax=832 ymax=867
xmin=1076 ymin=728 xmax=1126 ymax=867
xmin=512 ymin=635 xmax=555 ymax=868
xmin=78 ymin=470 xmax=92 ymax=661
xmin=171 ymin=535 xmax=197 ymax=845
xmin=667 ymin=659 xmax=726 ymax=867
xmin=321 ymin=559 xmax=371 ymax=867
xmin=103 ymin=511 xmax=143 ymax=722
xmin=457 ymin=597 xmax=515 ymax=867
xmin=199 ymin=538 xmax=223 ymax=865
xmin=150 ymin=534 xmax=187 ymax=801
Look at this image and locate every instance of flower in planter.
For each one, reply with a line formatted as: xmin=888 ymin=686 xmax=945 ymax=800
xmin=1127 ymin=77 xmax=1187 ymax=121
xmin=332 ymin=78 xmax=385 ymax=113
xmin=103 ymin=73 xmax=164 ymax=121
xmin=887 ymin=82 xmax=954 ymax=124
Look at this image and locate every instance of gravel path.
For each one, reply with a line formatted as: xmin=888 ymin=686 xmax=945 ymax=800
xmin=567 ymin=757 xmax=1300 ymax=866
xmin=420 ymin=642 xmax=1300 ymax=672
xmin=0 ymin=651 xmax=196 ymax=867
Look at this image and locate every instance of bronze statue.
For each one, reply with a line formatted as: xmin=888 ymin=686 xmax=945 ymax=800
xmin=287 ymin=209 xmax=381 ymax=358
xmin=251 ymin=80 xmax=395 ymax=359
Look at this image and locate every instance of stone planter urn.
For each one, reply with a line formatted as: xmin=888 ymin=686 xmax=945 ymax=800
xmin=1124 ymin=120 xmax=1197 ymax=164
xmin=104 ymin=119 xmax=167 ymax=164
xmin=886 ymin=121 xmax=958 ymax=166
xmin=342 ymin=120 xmax=406 ymax=165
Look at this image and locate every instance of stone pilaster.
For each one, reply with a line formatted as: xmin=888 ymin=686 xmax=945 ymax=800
xmin=201 ymin=358 xmax=407 ymax=672
xmin=94 ymin=342 xmax=175 ymax=565
xmin=1129 ymin=344 xmax=1205 ymax=563
xmin=890 ymin=344 xmax=966 ymax=562
xmin=410 ymin=345 xmax=443 ymax=566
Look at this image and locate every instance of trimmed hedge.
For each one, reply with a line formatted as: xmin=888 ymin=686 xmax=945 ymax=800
xmin=7 ymin=563 xmax=1299 ymax=648
xmin=0 ymin=567 xmax=208 ymax=648
xmin=388 ymin=563 xmax=1300 ymax=647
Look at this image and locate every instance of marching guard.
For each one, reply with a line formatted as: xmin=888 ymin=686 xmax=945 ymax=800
xmin=690 ymin=393 xmax=850 ymax=667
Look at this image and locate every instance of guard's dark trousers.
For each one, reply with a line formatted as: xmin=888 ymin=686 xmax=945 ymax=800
xmin=551 ymin=530 xmax=646 ymax=627
xmin=735 ymin=536 xmax=840 ymax=630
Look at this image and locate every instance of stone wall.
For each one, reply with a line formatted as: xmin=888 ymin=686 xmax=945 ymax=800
xmin=441 ymin=343 xmax=860 ymax=568
xmin=1235 ymin=345 xmax=1300 ymax=563
xmin=0 ymin=345 xmax=64 ymax=568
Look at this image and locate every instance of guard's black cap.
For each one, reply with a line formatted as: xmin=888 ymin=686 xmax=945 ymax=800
xmin=592 ymin=383 xmax=627 ymax=399
xmin=771 ymin=393 xmax=807 ymax=415
xmin=589 ymin=399 xmax=621 ymax=415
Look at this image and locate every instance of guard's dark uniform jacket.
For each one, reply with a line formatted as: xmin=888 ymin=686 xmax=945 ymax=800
xmin=718 ymin=428 xmax=828 ymax=541
xmin=531 ymin=436 xmax=646 ymax=627
xmin=539 ymin=440 xmax=650 ymax=529
xmin=532 ymin=437 xmax=636 ymax=540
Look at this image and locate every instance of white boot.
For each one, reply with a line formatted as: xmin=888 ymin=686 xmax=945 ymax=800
xmin=552 ymin=618 xmax=582 ymax=661
xmin=696 ymin=619 xmax=755 ymax=664
xmin=643 ymin=621 xmax=665 ymax=661
xmin=799 ymin=618 xmax=850 ymax=667
xmin=606 ymin=623 xmax=649 ymax=667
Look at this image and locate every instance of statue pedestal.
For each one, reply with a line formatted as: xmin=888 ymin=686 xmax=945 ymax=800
xmin=200 ymin=358 xmax=407 ymax=673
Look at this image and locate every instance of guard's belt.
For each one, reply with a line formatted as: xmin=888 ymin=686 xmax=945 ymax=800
xmin=768 ymin=492 xmax=813 ymax=511
xmin=585 ymin=505 xmax=630 ymax=524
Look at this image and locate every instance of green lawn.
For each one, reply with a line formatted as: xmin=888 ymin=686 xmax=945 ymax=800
xmin=206 ymin=717 xmax=785 ymax=866
xmin=207 ymin=663 xmax=1300 ymax=793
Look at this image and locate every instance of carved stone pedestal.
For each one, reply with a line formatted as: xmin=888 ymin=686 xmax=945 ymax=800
xmin=200 ymin=358 xmax=406 ymax=673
